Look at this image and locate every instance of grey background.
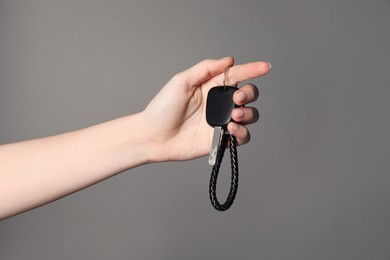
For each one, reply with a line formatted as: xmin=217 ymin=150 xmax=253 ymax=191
xmin=0 ymin=0 xmax=389 ymax=259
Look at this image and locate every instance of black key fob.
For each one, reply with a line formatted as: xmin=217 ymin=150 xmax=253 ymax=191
xmin=206 ymin=86 xmax=238 ymax=127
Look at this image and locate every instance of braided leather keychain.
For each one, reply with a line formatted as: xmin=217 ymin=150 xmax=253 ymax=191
xmin=206 ymin=67 xmax=240 ymax=211
xmin=209 ymin=131 xmax=239 ymax=211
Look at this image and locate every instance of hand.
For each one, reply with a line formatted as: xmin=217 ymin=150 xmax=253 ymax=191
xmin=141 ymin=57 xmax=271 ymax=162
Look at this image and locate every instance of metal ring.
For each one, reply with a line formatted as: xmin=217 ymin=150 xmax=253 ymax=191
xmin=223 ymin=65 xmax=233 ymax=86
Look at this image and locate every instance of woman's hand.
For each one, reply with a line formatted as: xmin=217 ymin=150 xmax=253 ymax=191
xmin=142 ymin=57 xmax=271 ymax=162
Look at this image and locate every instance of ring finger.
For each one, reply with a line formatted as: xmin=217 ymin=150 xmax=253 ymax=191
xmin=231 ymin=107 xmax=259 ymax=125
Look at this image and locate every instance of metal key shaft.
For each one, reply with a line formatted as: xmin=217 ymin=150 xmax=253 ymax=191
xmin=208 ymin=126 xmax=224 ymax=165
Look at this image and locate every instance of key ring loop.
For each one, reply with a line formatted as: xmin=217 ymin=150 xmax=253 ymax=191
xmin=223 ymin=65 xmax=234 ymax=87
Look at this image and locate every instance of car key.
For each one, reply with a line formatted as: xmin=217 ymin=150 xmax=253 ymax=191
xmin=206 ymin=85 xmax=238 ymax=165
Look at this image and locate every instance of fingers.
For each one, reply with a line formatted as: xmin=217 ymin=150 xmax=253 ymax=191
xmin=173 ymin=57 xmax=234 ymax=87
xmin=172 ymin=58 xmax=271 ymax=91
xmin=232 ymin=83 xmax=259 ymax=124
xmin=233 ymin=83 xmax=259 ymax=106
xmin=214 ymin=61 xmax=271 ymax=86
xmin=231 ymin=107 xmax=259 ymax=125
xmin=227 ymin=122 xmax=251 ymax=145
xmin=229 ymin=83 xmax=260 ymax=145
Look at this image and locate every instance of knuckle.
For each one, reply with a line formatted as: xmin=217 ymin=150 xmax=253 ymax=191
xmin=247 ymin=83 xmax=260 ymax=101
xmin=171 ymin=72 xmax=185 ymax=82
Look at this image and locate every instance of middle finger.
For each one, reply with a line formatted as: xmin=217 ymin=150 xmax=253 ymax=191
xmin=233 ymin=83 xmax=260 ymax=106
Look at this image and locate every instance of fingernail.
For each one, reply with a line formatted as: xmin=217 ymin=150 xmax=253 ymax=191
xmin=235 ymin=109 xmax=245 ymax=118
xmin=267 ymin=62 xmax=272 ymax=69
xmin=237 ymin=91 xmax=247 ymax=103
xmin=221 ymin=56 xmax=231 ymax=60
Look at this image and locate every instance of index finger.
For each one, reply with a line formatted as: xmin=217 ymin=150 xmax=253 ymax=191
xmin=213 ymin=61 xmax=271 ymax=86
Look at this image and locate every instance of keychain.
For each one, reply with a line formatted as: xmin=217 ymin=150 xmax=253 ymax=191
xmin=205 ymin=66 xmax=240 ymax=211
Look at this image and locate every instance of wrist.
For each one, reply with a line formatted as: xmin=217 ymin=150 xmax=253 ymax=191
xmin=117 ymin=112 xmax=159 ymax=167
xmin=83 ymin=112 xmax=159 ymax=173
xmin=129 ymin=112 xmax=171 ymax=164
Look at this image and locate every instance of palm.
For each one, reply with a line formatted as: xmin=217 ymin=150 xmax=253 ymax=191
xmin=143 ymin=77 xmax=217 ymax=161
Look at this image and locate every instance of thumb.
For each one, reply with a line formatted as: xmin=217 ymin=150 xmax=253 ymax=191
xmin=175 ymin=57 xmax=234 ymax=88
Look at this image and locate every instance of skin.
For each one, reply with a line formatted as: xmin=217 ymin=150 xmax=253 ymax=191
xmin=0 ymin=57 xmax=271 ymax=220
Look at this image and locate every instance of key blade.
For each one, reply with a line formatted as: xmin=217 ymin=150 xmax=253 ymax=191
xmin=208 ymin=126 xmax=223 ymax=165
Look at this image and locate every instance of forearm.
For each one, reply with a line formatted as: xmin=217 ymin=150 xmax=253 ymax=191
xmin=0 ymin=112 xmax=153 ymax=219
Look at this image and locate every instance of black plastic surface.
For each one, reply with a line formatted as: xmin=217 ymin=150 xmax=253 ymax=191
xmin=206 ymin=86 xmax=237 ymax=127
